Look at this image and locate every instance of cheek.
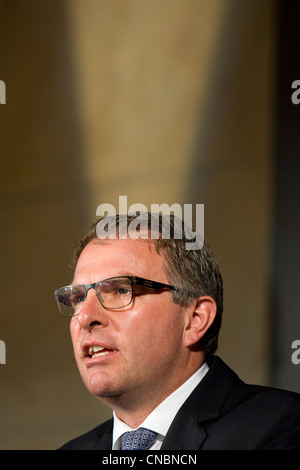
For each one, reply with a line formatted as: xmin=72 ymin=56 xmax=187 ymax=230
xmin=69 ymin=320 xmax=81 ymax=361
xmin=124 ymin=302 xmax=184 ymax=362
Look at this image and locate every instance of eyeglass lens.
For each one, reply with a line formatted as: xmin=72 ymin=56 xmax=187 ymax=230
xmin=56 ymin=277 xmax=133 ymax=316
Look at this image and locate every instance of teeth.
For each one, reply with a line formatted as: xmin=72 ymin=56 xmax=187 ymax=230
xmin=88 ymin=345 xmax=105 ymax=356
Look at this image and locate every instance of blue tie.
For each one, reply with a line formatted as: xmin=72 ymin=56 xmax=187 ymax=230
xmin=121 ymin=427 xmax=158 ymax=450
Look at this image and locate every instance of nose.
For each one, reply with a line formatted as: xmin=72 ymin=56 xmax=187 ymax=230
xmin=76 ymin=289 xmax=109 ymax=329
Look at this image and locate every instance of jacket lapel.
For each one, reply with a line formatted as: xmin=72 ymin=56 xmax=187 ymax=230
xmin=93 ymin=419 xmax=113 ymax=450
xmin=161 ymin=356 xmax=242 ymax=450
xmin=161 ymin=410 xmax=209 ymax=450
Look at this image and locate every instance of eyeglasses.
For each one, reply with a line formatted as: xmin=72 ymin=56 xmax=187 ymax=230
xmin=54 ymin=276 xmax=182 ymax=317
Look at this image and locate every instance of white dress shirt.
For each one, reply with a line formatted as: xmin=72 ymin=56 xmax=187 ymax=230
xmin=112 ymin=362 xmax=209 ymax=450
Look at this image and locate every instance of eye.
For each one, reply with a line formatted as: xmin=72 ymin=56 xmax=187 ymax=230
xmin=117 ymin=287 xmax=131 ymax=295
xmin=71 ymin=295 xmax=84 ymax=305
xmin=97 ymin=279 xmax=132 ymax=302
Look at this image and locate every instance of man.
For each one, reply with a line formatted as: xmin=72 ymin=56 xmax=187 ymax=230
xmin=55 ymin=213 xmax=300 ymax=450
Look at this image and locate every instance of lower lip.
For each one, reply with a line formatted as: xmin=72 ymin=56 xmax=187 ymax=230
xmin=85 ymin=350 xmax=117 ymax=367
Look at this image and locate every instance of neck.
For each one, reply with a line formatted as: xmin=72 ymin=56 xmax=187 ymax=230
xmin=100 ymin=385 xmax=174 ymax=428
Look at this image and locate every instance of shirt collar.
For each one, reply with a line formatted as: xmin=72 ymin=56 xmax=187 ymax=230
xmin=112 ymin=362 xmax=209 ymax=450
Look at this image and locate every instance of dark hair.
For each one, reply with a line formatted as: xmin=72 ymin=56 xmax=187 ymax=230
xmin=72 ymin=213 xmax=223 ymax=360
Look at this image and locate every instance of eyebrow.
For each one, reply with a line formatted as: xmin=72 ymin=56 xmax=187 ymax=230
xmin=117 ymin=271 xmax=137 ymax=277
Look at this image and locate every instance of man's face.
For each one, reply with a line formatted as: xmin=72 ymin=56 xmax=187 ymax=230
xmin=70 ymin=238 xmax=195 ymax=412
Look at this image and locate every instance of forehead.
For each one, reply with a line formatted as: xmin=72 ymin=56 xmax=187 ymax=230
xmin=73 ymin=238 xmax=167 ymax=284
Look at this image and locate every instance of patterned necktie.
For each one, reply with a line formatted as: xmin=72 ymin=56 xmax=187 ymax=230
xmin=121 ymin=427 xmax=158 ymax=450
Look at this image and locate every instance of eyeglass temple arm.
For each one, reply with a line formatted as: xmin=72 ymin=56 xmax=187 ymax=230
xmin=131 ymin=277 xmax=177 ymax=291
xmin=131 ymin=277 xmax=195 ymax=298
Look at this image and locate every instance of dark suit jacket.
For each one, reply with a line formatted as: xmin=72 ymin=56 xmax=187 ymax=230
xmin=60 ymin=356 xmax=300 ymax=450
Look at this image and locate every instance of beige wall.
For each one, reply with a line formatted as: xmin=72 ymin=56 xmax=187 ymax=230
xmin=0 ymin=0 xmax=274 ymax=449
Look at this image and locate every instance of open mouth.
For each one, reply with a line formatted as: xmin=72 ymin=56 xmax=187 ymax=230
xmin=88 ymin=345 xmax=114 ymax=358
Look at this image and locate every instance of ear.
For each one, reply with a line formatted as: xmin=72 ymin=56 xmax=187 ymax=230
xmin=183 ymin=296 xmax=217 ymax=348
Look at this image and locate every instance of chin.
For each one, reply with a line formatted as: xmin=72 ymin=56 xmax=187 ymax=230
xmin=84 ymin=373 xmax=120 ymax=399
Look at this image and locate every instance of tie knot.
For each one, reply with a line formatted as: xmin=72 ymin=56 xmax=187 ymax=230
xmin=121 ymin=427 xmax=158 ymax=450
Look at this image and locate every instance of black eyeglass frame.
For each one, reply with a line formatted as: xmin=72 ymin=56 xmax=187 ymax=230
xmin=54 ymin=276 xmax=187 ymax=316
